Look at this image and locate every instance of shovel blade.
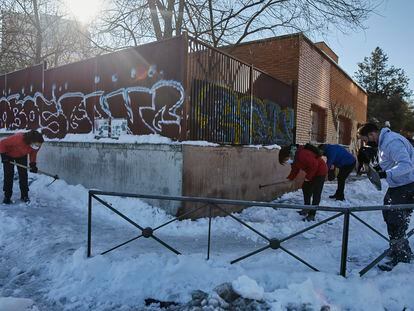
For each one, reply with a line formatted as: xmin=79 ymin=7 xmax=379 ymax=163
xmin=367 ymin=164 xmax=382 ymax=191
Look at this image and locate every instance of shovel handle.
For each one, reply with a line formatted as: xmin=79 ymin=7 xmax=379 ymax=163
xmin=259 ymin=180 xmax=286 ymax=189
xmin=9 ymin=161 xmax=59 ymax=180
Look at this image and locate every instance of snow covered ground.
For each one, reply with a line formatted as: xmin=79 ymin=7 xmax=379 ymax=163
xmin=1 ymin=171 xmax=414 ymax=310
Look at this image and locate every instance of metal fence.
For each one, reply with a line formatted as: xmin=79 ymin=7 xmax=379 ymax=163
xmin=187 ymin=37 xmax=294 ymax=145
xmin=87 ymin=190 xmax=414 ymax=277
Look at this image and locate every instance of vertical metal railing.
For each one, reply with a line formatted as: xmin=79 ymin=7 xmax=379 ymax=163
xmin=340 ymin=211 xmax=350 ymax=276
xmin=186 ymin=37 xmax=294 ymax=145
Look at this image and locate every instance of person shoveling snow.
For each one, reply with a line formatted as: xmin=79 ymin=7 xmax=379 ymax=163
xmin=358 ymin=123 xmax=414 ymax=271
xmin=0 ymin=130 xmax=44 ymax=204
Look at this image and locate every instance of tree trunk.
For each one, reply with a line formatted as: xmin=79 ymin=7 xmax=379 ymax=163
xmin=148 ymin=0 xmax=163 ymax=40
xmin=175 ymin=0 xmax=185 ymax=35
xmin=33 ymin=0 xmax=43 ymax=64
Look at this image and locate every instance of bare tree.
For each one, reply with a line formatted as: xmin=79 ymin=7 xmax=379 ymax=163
xmin=0 ymin=0 xmax=95 ymax=73
xmin=97 ymin=0 xmax=380 ymax=48
xmin=93 ymin=0 xmax=185 ymax=49
xmin=0 ymin=0 xmax=381 ymax=72
xmin=89 ymin=0 xmax=154 ymax=50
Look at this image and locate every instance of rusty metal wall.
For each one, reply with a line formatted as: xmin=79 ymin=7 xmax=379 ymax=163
xmin=0 ymin=64 xmax=43 ymax=131
xmin=180 ymin=145 xmax=304 ymax=218
xmin=0 ymin=36 xmax=187 ymax=139
xmin=187 ymin=37 xmax=295 ymax=145
xmin=1 ymin=35 xmax=294 ymax=144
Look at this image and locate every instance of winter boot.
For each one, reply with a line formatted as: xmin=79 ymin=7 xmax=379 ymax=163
xmin=329 ymin=194 xmax=338 ymax=199
xmin=303 ymin=214 xmax=315 ymax=222
xmin=21 ymin=196 xmax=30 ymax=204
xmin=297 ymin=209 xmax=308 ymax=216
xmin=3 ymin=197 xmax=11 ymax=204
xmin=378 ymin=258 xmax=400 ymax=271
xmin=378 ymin=256 xmax=410 ymax=272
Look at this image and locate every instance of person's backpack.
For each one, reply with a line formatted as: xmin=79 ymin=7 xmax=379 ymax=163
xmin=304 ymin=143 xmax=323 ymax=157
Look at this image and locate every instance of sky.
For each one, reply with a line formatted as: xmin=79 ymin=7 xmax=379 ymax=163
xmin=315 ymin=0 xmax=414 ymax=94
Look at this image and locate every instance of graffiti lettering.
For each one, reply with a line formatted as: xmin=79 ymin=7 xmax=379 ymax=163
xmin=192 ymin=82 xmax=294 ymax=145
xmin=0 ymin=80 xmax=185 ymax=138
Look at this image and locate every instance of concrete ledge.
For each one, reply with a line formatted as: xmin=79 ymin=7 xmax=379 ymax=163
xmin=0 ymin=133 xmax=302 ymax=218
xmin=36 ymin=140 xmax=183 ymax=215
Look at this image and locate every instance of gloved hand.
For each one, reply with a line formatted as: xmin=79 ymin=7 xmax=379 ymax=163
xmin=328 ymin=169 xmax=336 ymax=181
xmin=373 ymin=164 xmax=382 ymax=172
xmin=378 ymin=171 xmax=387 ymax=179
xmin=29 ymin=162 xmax=38 ymax=173
xmin=1 ymin=153 xmax=11 ymax=163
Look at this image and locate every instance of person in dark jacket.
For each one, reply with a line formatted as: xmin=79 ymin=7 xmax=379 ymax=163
xmin=356 ymin=144 xmax=378 ymax=175
xmin=279 ymin=144 xmax=328 ymax=221
xmin=358 ymin=123 xmax=414 ymax=271
xmin=0 ymin=130 xmax=44 ymax=204
xmin=318 ymin=144 xmax=356 ymax=201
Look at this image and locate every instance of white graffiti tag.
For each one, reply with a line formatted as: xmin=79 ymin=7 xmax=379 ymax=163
xmin=0 ymin=79 xmax=185 ymax=137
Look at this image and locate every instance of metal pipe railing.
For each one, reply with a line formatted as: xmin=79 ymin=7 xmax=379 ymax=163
xmin=87 ymin=190 xmax=414 ymax=278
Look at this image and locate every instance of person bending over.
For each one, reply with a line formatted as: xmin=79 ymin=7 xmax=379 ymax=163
xmin=0 ymin=130 xmax=44 ymax=204
xmin=319 ymin=144 xmax=356 ymax=201
xmin=279 ymin=144 xmax=328 ymax=221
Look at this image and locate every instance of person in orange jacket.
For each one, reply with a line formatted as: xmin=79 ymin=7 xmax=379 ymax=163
xmin=0 ymin=130 xmax=44 ymax=204
xmin=279 ymin=144 xmax=328 ymax=221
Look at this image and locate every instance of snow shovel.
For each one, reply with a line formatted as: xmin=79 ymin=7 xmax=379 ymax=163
xmin=10 ymin=161 xmax=59 ymax=187
xmin=366 ymin=163 xmax=382 ymax=191
xmin=259 ymin=180 xmax=286 ymax=189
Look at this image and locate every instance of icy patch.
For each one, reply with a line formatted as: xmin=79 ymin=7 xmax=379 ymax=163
xmin=0 ymin=297 xmax=39 ymax=311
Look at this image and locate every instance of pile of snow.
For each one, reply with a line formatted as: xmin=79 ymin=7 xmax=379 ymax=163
xmin=46 ymin=133 xmax=175 ymax=145
xmin=47 ymin=133 xmax=281 ymax=149
xmin=1 ymin=172 xmax=413 ymax=310
xmin=232 ymin=275 xmax=264 ymax=301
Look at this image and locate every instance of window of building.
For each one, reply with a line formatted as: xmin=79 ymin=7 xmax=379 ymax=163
xmin=338 ymin=116 xmax=352 ymax=145
xmin=310 ymin=105 xmax=326 ymax=143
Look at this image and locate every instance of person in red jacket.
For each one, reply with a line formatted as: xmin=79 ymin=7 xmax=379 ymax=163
xmin=279 ymin=144 xmax=328 ymax=221
xmin=0 ymin=130 xmax=44 ymax=204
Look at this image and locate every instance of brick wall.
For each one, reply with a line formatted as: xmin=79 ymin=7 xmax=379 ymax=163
xmin=329 ymin=66 xmax=367 ymax=151
xmin=221 ymin=36 xmax=300 ymax=86
xmin=222 ymin=34 xmax=367 ymax=149
xmin=296 ymin=38 xmax=331 ymax=144
xmin=298 ymin=38 xmax=367 ymax=148
xmin=314 ymin=42 xmax=339 ymax=63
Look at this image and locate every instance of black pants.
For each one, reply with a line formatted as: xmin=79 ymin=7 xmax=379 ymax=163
xmin=382 ymin=182 xmax=414 ymax=261
xmin=3 ymin=156 xmax=29 ymax=199
xmin=302 ymin=175 xmax=325 ymax=217
xmin=335 ymin=162 xmax=356 ymax=199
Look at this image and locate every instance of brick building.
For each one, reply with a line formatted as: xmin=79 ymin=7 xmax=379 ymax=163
xmin=222 ymin=33 xmax=367 ymax=150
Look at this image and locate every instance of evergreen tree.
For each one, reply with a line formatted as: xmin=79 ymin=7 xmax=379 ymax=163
xmin=355 ymin=47 xmax=414 ymax=135
xmin=356 ymin=47 xmax=411 ymax=98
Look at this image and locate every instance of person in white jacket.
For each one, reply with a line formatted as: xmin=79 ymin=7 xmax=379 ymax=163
xmin=358 ymin=123 xmax=414 ymax=271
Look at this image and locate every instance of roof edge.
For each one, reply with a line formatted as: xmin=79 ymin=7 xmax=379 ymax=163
xmin=221 ymin=32 xmax=367 ymax=94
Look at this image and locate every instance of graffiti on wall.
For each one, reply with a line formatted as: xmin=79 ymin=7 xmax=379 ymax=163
xmin=250 ymin=97 xmax=294 ymax=145
xmin=192 ymin=82 xmax=295 ymax=145
xmin=0 ymin=36 xmax=294 ymax=144
xmin=0 ymin=36 xmax=188 ymax=139
xmin=0 ymin=65 xmax=185 ymax=139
